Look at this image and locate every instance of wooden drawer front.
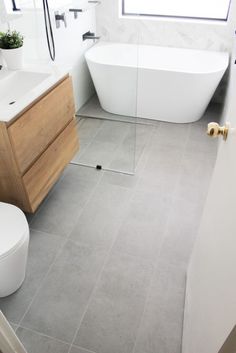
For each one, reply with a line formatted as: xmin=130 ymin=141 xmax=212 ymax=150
xmin=23 ymin=119 xmax=79 ymax=212
xmin=8 ymin=76 xmax=75 ymax=174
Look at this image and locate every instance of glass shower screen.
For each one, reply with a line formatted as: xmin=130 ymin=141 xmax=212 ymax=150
xmin=72 ymin=20 xmax=139 ymax=175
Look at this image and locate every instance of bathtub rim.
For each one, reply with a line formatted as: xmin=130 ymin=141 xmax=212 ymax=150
xmin=85 ymin=42 xmax=229 ymax=75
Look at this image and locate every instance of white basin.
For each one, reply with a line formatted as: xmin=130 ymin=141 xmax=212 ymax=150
xmin=0 ymin=70 xmax=50 ymax=107
xmin=0 ymin=67 xmax=68 ymax=123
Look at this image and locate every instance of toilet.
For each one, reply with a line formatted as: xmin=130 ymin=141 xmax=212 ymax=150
xmin=0 ymin=202 xmax=29 ymax=297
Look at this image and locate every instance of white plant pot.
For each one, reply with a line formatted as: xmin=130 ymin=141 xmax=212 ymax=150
xmin=1 ymin=46 xmax=23 ymax=70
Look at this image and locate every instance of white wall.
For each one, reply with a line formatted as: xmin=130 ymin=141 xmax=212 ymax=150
xmin=0 ymin=1 xmax=96 ymax=111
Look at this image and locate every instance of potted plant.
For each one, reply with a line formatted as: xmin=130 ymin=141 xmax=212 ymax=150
xmin=0 ymin=30 xmax=24 ymax=70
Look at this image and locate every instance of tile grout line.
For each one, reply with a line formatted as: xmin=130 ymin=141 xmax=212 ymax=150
xmin=72 ymin=343 xmax=97 ymax=353
xmin=131 ymin=123 xmax=191 ymax=353
xmin=10 ymin=322 xmax=20 ymax=332
xmin=74 ymin=117 xmax=106 ymax=161
xmin=66 ymin=245 xmax=117 ymax=353
xmin=107 ymin=121 xmax=136 ymax=172
xmin=17 ymin=236 xmax=67 ymax=328
xmin=66 ymin=176 xmax=140 ymax=353
xmin=80 ymin=119 xmax=131 ymax=169
xmin=28 ymin=227 xmax=66 ymax=239
xmin=16 ymin=325 xmax=95 ymax=352
xmin=16 ymin=325 xmax=72 ymax=346
xmin=31 ymin=164 xmax=104 ymax=237
xmin=27 ymin=168 xmax=69 ymax=226
xmin=66 ymin=131 xmax=177 ymax=352
xmin=76 ymin=115 xmax=154 ymax=172
xmin=16 ymin=166 xmax=105 ymax=329
xmin=135 ymin=123 xmax=159 ymax=174
xmin=133 ymin=124 xmax=156 ymax=174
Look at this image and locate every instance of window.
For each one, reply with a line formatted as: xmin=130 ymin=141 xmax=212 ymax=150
xmin=122 ymin=0 xmax=232 ymax=21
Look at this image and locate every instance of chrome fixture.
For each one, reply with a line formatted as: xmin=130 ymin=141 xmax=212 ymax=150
xmin=69 ymin=1 xmax=101 ymax=19
xmin=55 ymin=11 xmax=67 ymax=28
xmin=82 ymin=31 xmax=100 ymax=42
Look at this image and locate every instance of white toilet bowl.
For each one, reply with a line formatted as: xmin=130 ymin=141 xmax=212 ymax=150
xmin=0 ymin=202 xmax=29 ymax=297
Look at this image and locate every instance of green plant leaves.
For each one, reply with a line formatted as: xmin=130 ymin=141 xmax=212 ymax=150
xmin=0 ymin=30 xmax=24 ymax=49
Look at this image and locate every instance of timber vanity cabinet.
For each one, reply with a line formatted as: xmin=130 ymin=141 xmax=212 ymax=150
xmin=0 ymin=75 xmax=79 ymax=213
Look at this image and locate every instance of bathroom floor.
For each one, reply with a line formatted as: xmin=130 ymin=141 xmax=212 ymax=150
xmin=72 ymin=95 xmax=155 ymax=174
xmin=72 ymin=117 xmax=136 ymax=173
xmin=0 ymin=102 xmax=219 ymax=353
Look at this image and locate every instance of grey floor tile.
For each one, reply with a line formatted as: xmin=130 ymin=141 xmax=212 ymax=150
xmin=125 ymin=188 xmax=171 ymax=224
xmin=186 ymin=136 xmax=218 ymax=156
xmin=74 ymin=251 xmax=153 ymax=353
xmin=159 ymin=198 xmax=201 ymax=266
xmin=78 ymin=95 xmax=136 ymax=124
xmin=16 ymin=327 xmax=69 ymax=353
xmin=153 ymin=121 xmax=190 ymax=149
xmin=137 ymin=145 xmax=183 ymax=194
xmin=135 ymin=124 xmax=155 ymax=145
xmin=93 ymin=120 xmax=130 ymax=144
xmin=152 ymin=260 xmax=186 ymax=292
xmin=109 ymin=144 xmax=136 ymax=173
xmin=30 ymin=165 xmax=102 ymax=237
xmin=0 ymin=230 xmax=64 ymax=324
xmin=78 ymin=118 xmax=103 ymax=144
xmin=134 ymin=124 xmax=155 ymax=166
xmin=113 ymin=220 xmax=164 ymax=261
xmin=134 ymin=262 xmax=186 ymax=353
xmin=174 ymin=150 xmax=216 ymax=211
xmin=74 ymin=117 xmax=138 ymax=174
xmin=112 ymin=190 xmax=171 ymax=260
xmin=77 ymin=105 xmax=153 ymax=174
xmin=68 ymin=183 xmax=131 ymax=251
xmin=70 ymin=346 xmax=96 ymax=353
xmin=146 ymin=141 xmax=184 ymax=167
xmin=10 ymin=322 xmax=18 ymax=332
xmin=100 ymin=171 xmax=138 ymax=189
xmin=21 ymin=241 xmax=107 ymax=343
xmin=107 ymin=122 xmax=149 ymax=173
xmin=78 ymin=140 xmax=118 ymax=168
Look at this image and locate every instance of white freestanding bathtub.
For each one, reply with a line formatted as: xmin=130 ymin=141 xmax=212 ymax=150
xmin=85 ymin=42 xmax=229 ymax=123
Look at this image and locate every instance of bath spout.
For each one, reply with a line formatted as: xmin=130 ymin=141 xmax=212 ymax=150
xmin=83 ymin=31 xmax=100 ymax=42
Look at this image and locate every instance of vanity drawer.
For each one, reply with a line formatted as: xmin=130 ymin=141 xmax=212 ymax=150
xmin=23 ymin=119 xmax=79 ymax=212
xmin=8 ymin=76 xmax=75 ymax=174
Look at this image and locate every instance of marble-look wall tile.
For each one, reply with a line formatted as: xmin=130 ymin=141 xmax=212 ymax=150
xmin=96 ymin=0 xmax=235 ymax=52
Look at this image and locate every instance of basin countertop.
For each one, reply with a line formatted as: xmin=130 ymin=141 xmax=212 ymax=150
xmin=0 ymin=64 xmax=70 ymax=124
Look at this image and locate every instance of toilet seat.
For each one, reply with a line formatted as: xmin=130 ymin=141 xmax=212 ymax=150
xmin=0 ymin=202 xmax=29 ymax=260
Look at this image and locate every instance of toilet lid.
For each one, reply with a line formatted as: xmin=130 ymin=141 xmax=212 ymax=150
xmin=0 ymin=203 xmax=29 ymax=258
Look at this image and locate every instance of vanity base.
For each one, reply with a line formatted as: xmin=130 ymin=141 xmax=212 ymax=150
xmin=0 ymin=75 xmax=79 ymax=213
